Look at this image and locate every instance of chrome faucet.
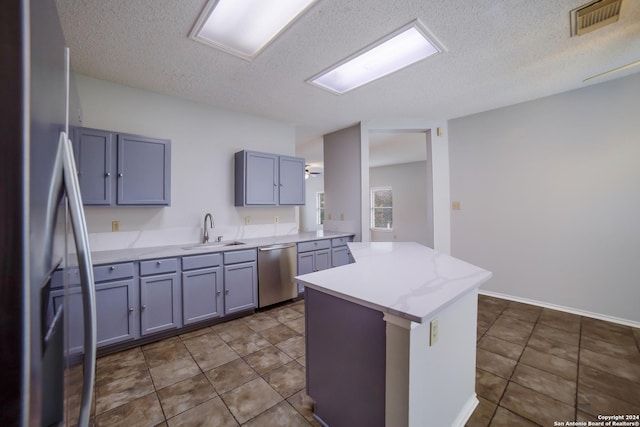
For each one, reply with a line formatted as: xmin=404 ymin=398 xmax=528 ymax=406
xmin=203 ymin=213 xmax=214 ymax=243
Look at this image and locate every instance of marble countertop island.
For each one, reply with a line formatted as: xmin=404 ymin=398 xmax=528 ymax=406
xmin=295 ymin=242 xmax=493 ymax=427
xmin=295 ymin=241 xmax=492 ymax=323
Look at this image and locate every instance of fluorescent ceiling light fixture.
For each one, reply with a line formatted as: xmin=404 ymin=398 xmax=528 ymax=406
xmin=308 ymin=20 xmax=444 ymax=94
xmin=190 ymin=0 xmax=318 ymax=61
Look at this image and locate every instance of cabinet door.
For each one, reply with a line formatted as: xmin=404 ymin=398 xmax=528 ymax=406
xmin=224 ymin=262 xmax=257 ymax=315
xmin=140 ymin=273 xmax=180 ymax=336
xmin=182 ymin=267 xmax=222 ymax=325
xmin=332 ymin=246 xmax=351 ymax=268
xmin=51 ymin=287 xmax=84 ymax=355
xmin=95 ymin=279 xmax=136 ymax=347
xmin=245 ymin=151 xmax=278 ymax=205
xmin=278 ymin=155 xmax=305 ymax=205
xmin=74 ymin=127 xmax=114 ymax=205
xmin=315 ymin=249 xmax=332 ymax=271
xmin=297 ymin=252 xmax=315 ymax=275
xmin=117 ymin=134 xmax=171 ymax=205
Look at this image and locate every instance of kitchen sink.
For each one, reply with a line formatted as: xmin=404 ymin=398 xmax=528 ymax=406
xmin=181 ymin=241 xmax=245 ymax=250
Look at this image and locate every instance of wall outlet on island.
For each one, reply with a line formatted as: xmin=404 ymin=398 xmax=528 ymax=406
xmin=429 ymin=318 xmax=439 ymax=346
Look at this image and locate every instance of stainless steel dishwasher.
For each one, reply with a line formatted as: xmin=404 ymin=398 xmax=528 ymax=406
xmin=257 ymin=243 xmax=298 ymax=307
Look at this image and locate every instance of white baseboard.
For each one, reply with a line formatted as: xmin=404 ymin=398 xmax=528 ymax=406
xmin=479 ymin=290 xmax=640 ymax=329
xmin=451 ymin=394 xmax=479 ymax=427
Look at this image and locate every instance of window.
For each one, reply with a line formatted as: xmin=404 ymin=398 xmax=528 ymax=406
xmin=371 ymin=186 xmax=393 ymax=229
xmin=316 ymin=192 xmax=325 ymax=225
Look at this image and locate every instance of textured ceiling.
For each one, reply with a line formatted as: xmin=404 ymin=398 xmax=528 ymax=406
xmin=56 ymin=0 xmax=640 ymax=154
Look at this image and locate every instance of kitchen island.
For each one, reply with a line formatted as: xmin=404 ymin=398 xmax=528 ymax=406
xmin=295 ymin=242 xmax=492 ymax=427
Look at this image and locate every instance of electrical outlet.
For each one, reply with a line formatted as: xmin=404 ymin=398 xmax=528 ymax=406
xmin=340 ymin=213 xmax=345 ymax=221
xmin=327 ymin=213 xmax=332 ymax=220
xmin=452 ymin=201 xmax=461 ymax=211
xmin=274 ymin=216 xmax=279 ymax=224
xmin=112 ymin=221 xmax=120 ymax=232
xmin=430 ymin=318 xmax=439 ymax=346
xmin=245 ymin=216 xmax=251 ymax=225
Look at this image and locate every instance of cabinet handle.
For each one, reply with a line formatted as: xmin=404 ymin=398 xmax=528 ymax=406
xmin=216 ymin=291 xmax=221 ymax=296
xmin=141 ymin=305 xmax=146 ymax=310
xmin=110 ymin=266 xmax=116 ymax=271
xmin=156 ymin=261 xmax=162 ymax=265
xmin=225 ymin=289 xmax=230 ymax=294
xmin=118 ymin=173 xmax=123 ymax=177
xmin=105 ymin=172 xmax=111 ymax=177
xmin=128 ymin=307 xmax=134 ymax=312
xmin=279 ymin=184 xmax=283 ymax=187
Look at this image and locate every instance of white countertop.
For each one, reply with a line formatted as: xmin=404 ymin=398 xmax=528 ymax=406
xmin=89 ymin=230 xmax=353 ymax=265
xmin=295 ymin=242 xmax=492 ymax=323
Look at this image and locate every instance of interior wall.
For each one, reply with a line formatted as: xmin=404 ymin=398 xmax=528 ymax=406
xmin=361 ymin=120 xmax=448 ymax=252
xmin=74 ymin=75 xmax=297 ymax=233
xmin=369 ymin=162 xmax=430 ymax=246
xmin=449 ymin=72 xmax=640 ymax=324
xmin=300 ymin=175 xmax=324 ymax=232
xmin=323 ymin=124 xmax=362 ymax=240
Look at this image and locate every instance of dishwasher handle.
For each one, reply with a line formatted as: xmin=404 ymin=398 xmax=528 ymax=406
xmin=259 ymin=244 xmax=296 ymax=252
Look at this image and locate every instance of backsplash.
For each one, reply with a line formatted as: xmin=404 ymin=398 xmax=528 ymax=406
xmin=55 ymin=223 xmax=299 ymax=257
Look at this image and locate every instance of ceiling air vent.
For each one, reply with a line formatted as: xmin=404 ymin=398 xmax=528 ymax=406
xmin=571 ymin=0 xmax=623 ymax=36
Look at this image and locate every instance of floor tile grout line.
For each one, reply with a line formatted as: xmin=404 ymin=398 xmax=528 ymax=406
xmin=491 ymin=305 xmax=541 ymax=426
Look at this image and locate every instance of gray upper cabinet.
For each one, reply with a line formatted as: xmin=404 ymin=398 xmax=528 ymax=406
xmin=278 ymin=155 xmax=306 ymax=205
xmin=235 ymin=150 xmax=305 ymax=206
xmin=117 ymin=134 xmax=171 ymax=205
xmin=72 ymin=127 xmax=171 ymax=206
xmin=74 ymin=127 xmax=114 ymax=205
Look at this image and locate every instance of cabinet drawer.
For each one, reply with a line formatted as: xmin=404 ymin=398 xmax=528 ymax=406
xmin=94 ymin=262 xmax=135 ymax=283
xmin=298 ymin=239 xmax=330 ymax=253
xmin=140 ymin=258 xmax=178 ymax=276
xmin=331 ymin=237 xmax=352 ymax=247
xmin=224 ymin=249 xmax=257 ymax=265
xmin=51 ymin=267 xmax=80 ymax=288
xmin=182 ymin=253 xmax=222 ymax=271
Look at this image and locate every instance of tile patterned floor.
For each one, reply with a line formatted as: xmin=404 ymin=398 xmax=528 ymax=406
xmin=73 ymin=295 xmax=640 ymax=426
xmin=467 ymin=295 xmax=640 ymax=426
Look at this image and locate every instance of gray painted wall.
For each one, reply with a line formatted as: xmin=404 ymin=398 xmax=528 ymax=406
xmin=75 ymin=75 xmax=297 ymax=233
xmin=323 ymin=124 xmax=362 ymax=241
xmin=369 ymin=161 xmax=430 ymax=246
xmin=449 ymin=72 xmax=640 ymax=324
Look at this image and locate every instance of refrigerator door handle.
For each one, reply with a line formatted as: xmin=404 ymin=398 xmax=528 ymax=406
xmin=60 ymin=132 xmax=97 ymax=427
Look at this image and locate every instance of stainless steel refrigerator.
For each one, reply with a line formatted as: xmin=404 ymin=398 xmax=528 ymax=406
xmin=1 ymin=1 xmax=97 ymax=426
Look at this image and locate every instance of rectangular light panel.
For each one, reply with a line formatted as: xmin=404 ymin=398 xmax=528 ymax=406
xmin=309 ymin=20 xmax=443 ymax=94
xmin=191 ymin=0 xmax=318 ymax=61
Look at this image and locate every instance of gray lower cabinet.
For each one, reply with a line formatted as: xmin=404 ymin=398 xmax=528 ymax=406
xmin=297 ymin=239 xmax=332 ymax=293
xmin=50 ymin=272 xmax=136 ymax=354
xmin=139 ymin=258 xmax=181 ymax=336
xmin=95 ymin=279 xmax=136 ymax=347
xmin=73 ymin=126 xmax=171 ymax=206
xmin=331 ymin=236 xmax=354 ymax=267
xmin=182 ymin=253 xmax=223 ymax=325
xmin=223 ymin=250 xmax=258 ymax=315
xmin=50 ymin=287 xmax=84 ymax=355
